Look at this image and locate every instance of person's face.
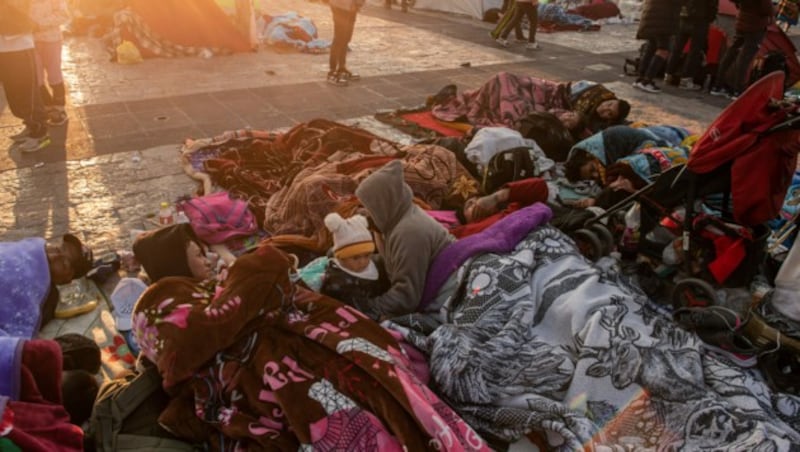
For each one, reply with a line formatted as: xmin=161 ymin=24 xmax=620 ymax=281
xmin=46 ymin=243 xmax=76 ymax=285
xmin=462 ymin=197 xmax=479 ymax=223
xmin=558 ymin=111 xmax=580 ymax=130
xmin=596 ymin=100 xmax=620 ymax=121
xmin=185 ymin=241 xmax=212 ymax=280
xmin=579 ymin=160 xmax=601 ymax=182
xmin=339 ymin=252 xmax=372 ymax=273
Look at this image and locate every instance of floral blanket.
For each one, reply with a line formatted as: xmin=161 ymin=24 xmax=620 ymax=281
xmin=132 ymin=245 xmax=489 ymax=450
xmin=387 ymin=226 xmax=800 ymax=450
xmin=430 ymin=72 xmax=572 ymax=130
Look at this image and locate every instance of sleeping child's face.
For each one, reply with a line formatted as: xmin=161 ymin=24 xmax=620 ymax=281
xmin=579 ymin=159 xmax=602 ymax=183
xmin=339 ymin=252 xmax=372 ymax=273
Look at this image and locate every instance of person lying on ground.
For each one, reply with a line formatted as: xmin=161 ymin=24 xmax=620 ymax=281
xmin=354 ymin=160 xmax=455 ymax=320
xmin=451 ymin=177 xmax=550 ymax=238
xmin=0 ymin=233 xmax=94 ymax=337
xmin=570 ymin=80 xmax=632 ymax=133
xmin=132 ymin=223 xmax=217 ymax=284
xmin=564 ymin=124 xmax=691 ymax=208
xmin=319 ymin=212 xmax=389 ymax=307
xmin=431 ymin=72 xmax=629 ymax=137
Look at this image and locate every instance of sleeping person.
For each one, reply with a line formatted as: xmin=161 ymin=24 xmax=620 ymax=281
xmin=564 ymin=124 xmax=691 ymax=207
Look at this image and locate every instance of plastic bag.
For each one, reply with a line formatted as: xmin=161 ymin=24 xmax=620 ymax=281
xmin=116 ymin=40 xmax=143 ymax=64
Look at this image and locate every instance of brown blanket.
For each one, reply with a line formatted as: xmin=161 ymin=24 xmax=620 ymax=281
xmin=132 ymin=245 xmax=488 ymax=450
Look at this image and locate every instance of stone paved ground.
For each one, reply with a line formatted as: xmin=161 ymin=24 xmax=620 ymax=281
xmin=0 ymin=0 xmax=768 ymax=253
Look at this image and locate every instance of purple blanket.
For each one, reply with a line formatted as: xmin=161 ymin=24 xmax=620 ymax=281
xmin=419 ymin=203 xmax=553 ymax=309
xmin=0 ymin=337 xmax=24 ymax=399
xmin=0 ymin=238 xmax=51 ymax=339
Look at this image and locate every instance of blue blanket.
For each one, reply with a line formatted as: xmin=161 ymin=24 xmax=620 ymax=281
xmin=0 ymin=337 xmax=24 ymax=399
xmin=420 ymin=203 xmax=553 ymax=309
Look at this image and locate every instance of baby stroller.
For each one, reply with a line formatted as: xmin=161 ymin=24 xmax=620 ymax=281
xmin=583 ymin=72 xmax=800 ymax=376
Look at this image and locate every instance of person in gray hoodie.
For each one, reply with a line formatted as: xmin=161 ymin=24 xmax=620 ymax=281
xmin=354 ymin=160 xmax=455 ymax=320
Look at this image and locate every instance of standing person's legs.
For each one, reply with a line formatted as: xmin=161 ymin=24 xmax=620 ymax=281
xmin=338 ymin=10 xmax=360 ymax=81
xmin=329 ymin=7 xmax=349 ymax=84
xmin=525 ymin=3 xmax=539 ymax=47
xmin=637 ymin=39 xmax=657 ymax=79
xmin=0 ymin=49 xmax=50 ymax=151
xmin=665 ymin=30 xmax=691 ymax=79
xmin=36 ymin=39 xmax=68 ymax=125
xmin=492 ymin=0 xmax=521 ymax=39
xmin=499 ymin=2 xmax=525 ymax=43
xmin=682 ymin=22 xmax=709 ymax=84
xmin=712 ymin=34 xmax=744 ymax=94
xmin=731 ymin=30 xmax=766 ymax=94
xmin=635 ymin=36 xmax=671 ymax=92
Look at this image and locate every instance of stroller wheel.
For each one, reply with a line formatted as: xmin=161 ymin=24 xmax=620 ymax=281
xmin=590 ymin=223 xmax=615 ymax=255
xmin=573 ymin=228 xmax=604 ymax=261
xmin=672 ymin=278 xmax=719 ymax=311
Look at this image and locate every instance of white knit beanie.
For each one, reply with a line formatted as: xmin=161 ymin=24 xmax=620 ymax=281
xmin=324 ymin=213 xmax=375 ymax=259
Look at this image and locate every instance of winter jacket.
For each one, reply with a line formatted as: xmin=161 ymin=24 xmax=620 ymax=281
xmin=355 ymin=160 xmax=455 ymax=320
xmin=0 ymin=0 xmax=33 ymax=36
xmin=735 ymin=0 xmax=774 ymax=33
xmin=680 ymin=0 xmax=719 ymax=24
xmin=636 ymin=0 xmax=681 ymax=40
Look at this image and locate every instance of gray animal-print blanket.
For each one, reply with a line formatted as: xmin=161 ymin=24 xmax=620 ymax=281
xmin=387 ymin=226 xmax=800 ymax=450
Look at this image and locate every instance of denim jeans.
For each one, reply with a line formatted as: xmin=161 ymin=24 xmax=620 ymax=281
xmin=0 ymin=48 xmax=48 ymax=137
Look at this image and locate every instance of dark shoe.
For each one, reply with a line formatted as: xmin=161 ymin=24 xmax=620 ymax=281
xmin=340 ymin=69 xmax=360 ymax=82
xmin=326 ymin=72 xmax=348 ymax=87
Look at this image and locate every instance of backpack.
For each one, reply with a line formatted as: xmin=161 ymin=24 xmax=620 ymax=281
xmin=88 ymin=365 xmax=197 ymax=451
xmin=179 ymin=191 xmax=258 ymax=245
xmin=481 ymin=147 xmax=538 ymax=194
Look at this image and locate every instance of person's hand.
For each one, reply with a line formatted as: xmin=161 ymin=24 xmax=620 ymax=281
xmin=472 ymin=193 xmax=500 ymax=220
xmin=608 ymin=177 xmax=635 ymax=193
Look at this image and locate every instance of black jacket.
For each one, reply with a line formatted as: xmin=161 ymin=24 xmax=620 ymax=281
xmin=0 ymin=0 xmax=33 ymax=36
xmin=681 ymin=0 xmax=719 ymax=24
xmin=636 ymin=0 xmax=682 ymax=39
xmin=320 ymin=258 xmax=389 ymax=309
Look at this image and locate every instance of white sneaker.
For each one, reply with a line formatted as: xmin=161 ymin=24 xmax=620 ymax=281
xmin=679 ymin=78 xmax=703 ymax=91
xmin=495 ymin=37 xmax=509 ymax=48
xmin=525 ymin=42 xmax=540 ymax=50
xmin=13 ymin=134 xmax=51 ymax=153
xmin=633 ymin=80 xmax=661 ymax=93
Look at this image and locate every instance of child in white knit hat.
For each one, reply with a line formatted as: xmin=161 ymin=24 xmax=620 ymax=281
xmin=319 ymin=213 xmax=388 ymax=307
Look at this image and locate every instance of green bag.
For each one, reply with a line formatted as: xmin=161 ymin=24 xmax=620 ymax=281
xmin=88 ymin=365 xmax=197 ymax=451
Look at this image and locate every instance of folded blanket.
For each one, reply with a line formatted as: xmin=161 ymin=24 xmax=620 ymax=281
xmin=420 ymin=203 xmax=553 ymax=310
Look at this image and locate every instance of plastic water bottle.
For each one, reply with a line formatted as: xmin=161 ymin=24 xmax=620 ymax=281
xmin=158 ymin=202 xmax=175 ymax=226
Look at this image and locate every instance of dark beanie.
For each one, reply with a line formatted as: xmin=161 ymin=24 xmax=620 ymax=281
xmin=54 ymin=333 xmax=101 ymax=374
xmin=132 ymin=224 xmax=201 ymax=283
